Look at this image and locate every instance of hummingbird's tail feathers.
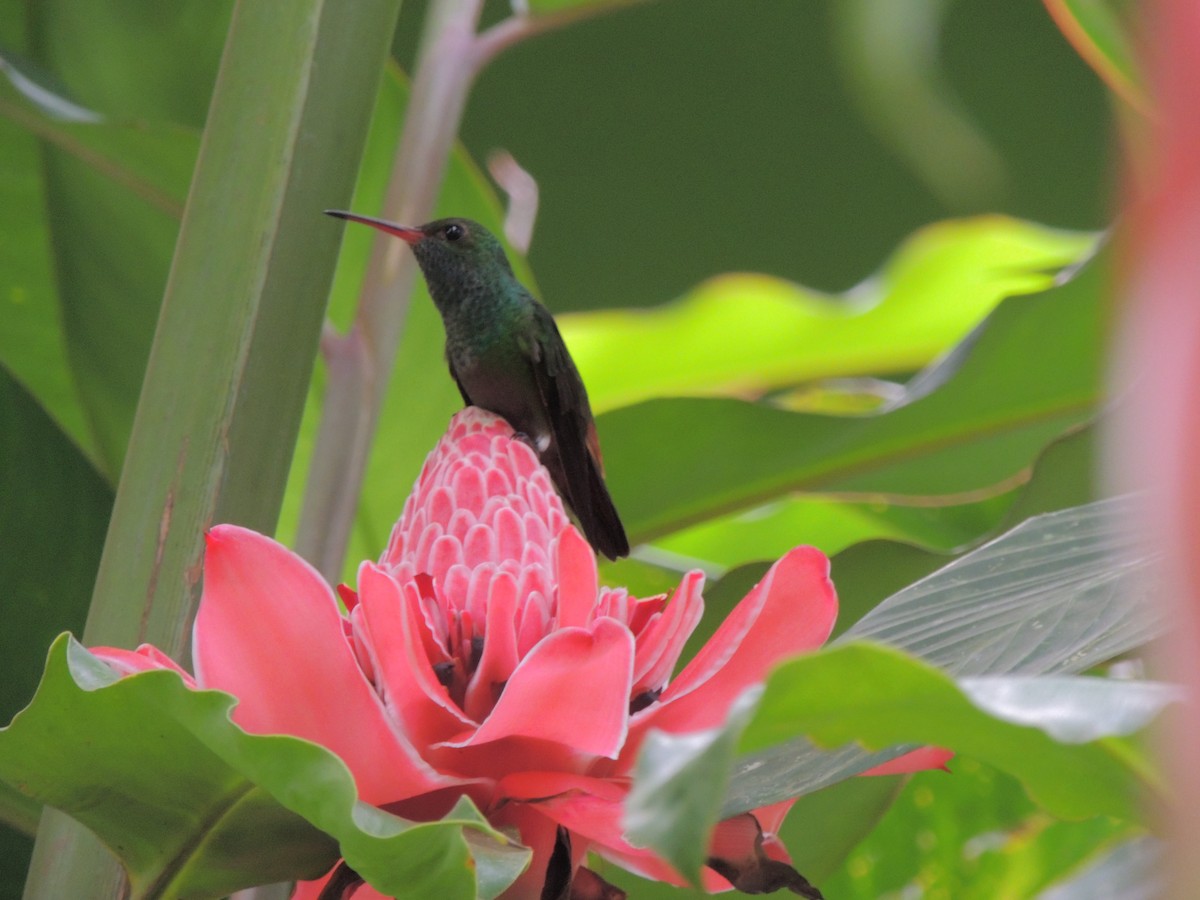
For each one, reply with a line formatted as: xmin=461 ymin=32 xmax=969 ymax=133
xmin=580 ymin=459 xmax=630 ymax=561
xmin=544 ymin=438 xmax=629 ymax=561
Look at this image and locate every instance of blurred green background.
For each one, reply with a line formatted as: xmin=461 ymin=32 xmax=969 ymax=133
xmin=399 ymin=0 xmax=1111 ymax=310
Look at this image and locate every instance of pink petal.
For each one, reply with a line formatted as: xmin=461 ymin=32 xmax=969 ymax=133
xmin=630 ymin=570 xmax=705 ymax=697
xmin=443 ymin=618 xmax=634 ymax=758
xmin=627 ymin=547 xmax=836 ymax=748
xmin=493 ymin=505 xmax=525 ymax=561
xmin=554 ymin=526 xmax=598 ymax=629
xmin=859 ymin=745 xmax=953 ymax=776
xmin=293 ymin=874 xmax=387 ymax=900
xmin=516 ymin=591 xmax=551 ymax=657
xmin=91 ymin=644 xmax=196 ymax=686
xmin=496 ymin=771 xmax=627 ymax=804
xmin=463 ymin=571 xmax=521 ymax=721
xmin=356 ymin=563 xmax=473 ymax=745
xmin=193 ymin=525 xmax=450 ymax=805
xmin=451 ymin=462 xmax=488 ymax=517
xmin=751 ymin=798 xmax=796 ymax=837
xmin=463 ymin=522 xmax=497 ymax=568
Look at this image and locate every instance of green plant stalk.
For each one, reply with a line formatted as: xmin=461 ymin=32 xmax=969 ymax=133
xmin=21 ymin=0 xmax=403 ymax=896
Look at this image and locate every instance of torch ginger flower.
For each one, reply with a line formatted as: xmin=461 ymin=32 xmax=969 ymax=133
xmin=98 ymin=408 xmax=917 ymax=899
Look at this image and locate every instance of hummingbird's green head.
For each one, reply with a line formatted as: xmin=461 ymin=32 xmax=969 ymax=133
xmin=325 ymin=211 xmax=514 ymax=311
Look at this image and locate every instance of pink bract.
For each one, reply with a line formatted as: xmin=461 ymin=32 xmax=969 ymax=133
xmin=95 ymin=408 xmax=939 ymax=899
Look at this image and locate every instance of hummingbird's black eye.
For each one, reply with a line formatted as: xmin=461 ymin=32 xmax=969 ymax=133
xmin=443 ymin=223 xmax=465 ymax=242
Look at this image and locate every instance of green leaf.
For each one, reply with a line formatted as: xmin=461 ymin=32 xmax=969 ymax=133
xmin=0 ymin=635 xmax=528 ymax=900
xmin=0 ymin=11 xmax=221 ymax=481
xmin=739 ymin=651 xmax=1174 ymax=797
xmin=843 ymin=496 xmax=1159 ymax=677
xmin=0 ymin=370 xmax=110 ymax=834
xmin=0 ymin=635 xmax=336 ymax=897
xmin=41 ymin=131 xmax=193 ymax=476
xmin=628 ymin=497 xmax=1164 ymax=877
xmin=24 ymin=0 xmax=232 ymax=128
xmin=818 ymin=758 xmax=1139 ymax=899
xmin=624 ymin=692 xmax=758 ymax=886
xmin=653 ymin=491 xmax=1015 ymax=573
xmin=605 ymin=250 xmax=1104 ymax=542
xmin=628 ymin=644 xmax=1166 ymax=884
xmin=1043 ymin=0 xmax=1147 ymax=113
xmin=0 ymin=73 xmax=198 ymax=476
xmin=657 ymin=410 xmax=1098 ymax=580
xmin=720 ymin=496 xmax=1161 ymax=814
xmin=562 ymin=217 xmax=1093 ymax=413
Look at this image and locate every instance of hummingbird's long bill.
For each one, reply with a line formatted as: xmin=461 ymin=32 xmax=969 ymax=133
xmin=324 ymin=209 xmax=422 ymax=245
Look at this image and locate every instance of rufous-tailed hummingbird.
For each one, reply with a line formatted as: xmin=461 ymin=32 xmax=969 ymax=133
xmin=326 ymin=211 xmax=629 ymax=560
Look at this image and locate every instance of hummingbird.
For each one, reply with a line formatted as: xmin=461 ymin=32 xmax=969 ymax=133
xmin=326 ymin=210 xmax=630 ymax=560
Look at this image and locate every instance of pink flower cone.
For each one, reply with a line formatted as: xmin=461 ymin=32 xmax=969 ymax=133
xmin=95 ymin=409 xmax=944 ymax=899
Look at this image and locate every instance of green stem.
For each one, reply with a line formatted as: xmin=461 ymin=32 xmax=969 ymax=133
xmin=21 ymin=0 xmax=402 ymax=895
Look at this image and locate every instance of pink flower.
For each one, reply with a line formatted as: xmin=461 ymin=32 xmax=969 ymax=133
xmin=96 ymin=409 xmax=938 ymax=899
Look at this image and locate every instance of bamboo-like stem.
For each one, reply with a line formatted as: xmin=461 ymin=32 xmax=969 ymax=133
xmin=21 ymin=0 xmax=402 ymax=895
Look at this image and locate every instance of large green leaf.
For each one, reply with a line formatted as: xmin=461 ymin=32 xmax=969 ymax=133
xmin=0 ymin=636 xmax=528 ymax=899
xmin=0 ymin=368 xmax=112 ymax=886
xmin=818 ymin=757 xmax=1138 ymax=899
xmin=842 ymin=496 xmax=1158 ymax=676
xmin=739 ymin=647 xmax=1168 ymax=820
xmin=0 ymin=69 xmax=197 ymax=476
xmin=627 ymin=498 xmax=1165 ymax=879
xmin=604 ymin=250 xmax=1104 ymax=542
xmin=653 ymin=491 xmax=1014 ymax=574
xmin=721 ymin=496 xmax=1160 ymax=813
xmin=562 ymin=217 xmax=1093 ymax=412
xmin=653 ymin=412 xmax=1097 ymax=577
xmin=628 ymin=645 xmax=1168 ymax=884
xmin=6 ymin=3 xmax=229 ymax=480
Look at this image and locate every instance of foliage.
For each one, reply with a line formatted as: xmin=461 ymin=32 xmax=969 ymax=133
xmin=0 ymin=0 xmax=1153 ymax=898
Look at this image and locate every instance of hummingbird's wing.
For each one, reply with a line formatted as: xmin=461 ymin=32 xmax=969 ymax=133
xmin=524 ymin=304 xmax=629 ymax=560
